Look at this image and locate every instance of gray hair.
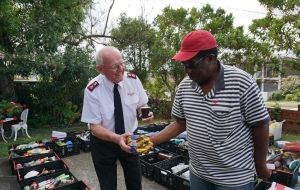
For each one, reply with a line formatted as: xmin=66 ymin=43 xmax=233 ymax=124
xmin=95 ymin=46 xmax=121 ymax=65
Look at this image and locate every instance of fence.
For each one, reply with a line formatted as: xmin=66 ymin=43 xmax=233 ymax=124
xmin=269 ymin=105 xmax=300 ymax=134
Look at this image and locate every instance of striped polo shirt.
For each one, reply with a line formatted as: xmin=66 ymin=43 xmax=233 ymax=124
xmin=172 ymin=63 xmax=270 ymax=186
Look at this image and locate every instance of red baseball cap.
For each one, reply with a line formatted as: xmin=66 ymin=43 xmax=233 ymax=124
xmin=172 ymin=30 xmax=217 ymax=61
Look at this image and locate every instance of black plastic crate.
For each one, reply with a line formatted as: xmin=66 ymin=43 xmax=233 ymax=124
xmin=13 ymin=151 xmax=60 ymax=170
xmin=17 ymin=160 xmax=68 ymax=184
xmin=137 ymin=123 xmax=168 ymax=133
xmin=176 ymin=146 xmax=189 ymax=158
xmin=53 ymin=139 xmax=80 ymax=157
xmin=9 ymin=146 xmax=51 ymax=160
xmin=157 ymin=141 xmax=178 ymax=154
xmin=9 ymin=148 xmax=52 ymax=175
xmin=77 ymin=137 xmax=90 ymax=152
xmin=153 ymin=156 xmax=189 ymax=188
xmin=54 ymin=180 xmax=91 ymax=190
xmin=140 ymin=150 xmax=175 ymax=180
xmin=67 ymin=130 xmax=87 ymax=140
xmin=173 ymin=168 xmax=190 ymax=190
xmin=19 ymin=170 xmax=77 ymax=190
xmin=267 ymin=154 xmax=300 ymax=187
xmin=75 ymin=131 xmax=90 ymax=152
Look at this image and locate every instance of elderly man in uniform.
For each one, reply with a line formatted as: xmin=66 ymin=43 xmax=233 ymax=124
xmin=150 ymin=30 xmax=271 ymax=190
xmin=81 ymin=46 xmax=153 ymax=190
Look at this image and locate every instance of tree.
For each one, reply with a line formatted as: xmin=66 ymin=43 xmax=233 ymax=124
xmin=249 ymin=0 xmax=300 ymax=72
xmin=151 ymin=5 xmax=252 ymax=101
xmin=0 ymin=0 xmax=92 ymax=97
xmin=110 ymin=14 xmax=156 ymax=83
xmin=0 ymin=0 xmax=97 ymax=125
xmin=150 ymin=6 xmax=200 ymax=101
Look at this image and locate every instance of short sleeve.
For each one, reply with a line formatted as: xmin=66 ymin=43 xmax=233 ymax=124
xmin=81 ymin=88 xmax=102 ymax=124
xmin=240 ymin=82 xmax=270 ymax=127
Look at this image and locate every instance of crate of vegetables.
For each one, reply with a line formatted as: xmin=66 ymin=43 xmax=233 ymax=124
xmin=17 ymin=160 xmax=68 ymax=185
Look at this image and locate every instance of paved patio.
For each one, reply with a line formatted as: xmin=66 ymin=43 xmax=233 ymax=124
xmin=0 ymin=152 xmax=168 ymax=190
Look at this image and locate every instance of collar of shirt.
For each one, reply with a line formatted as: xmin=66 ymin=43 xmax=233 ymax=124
xmin=103 ymin=74 xmax=125 ymax=92
xmin=191 ymin=61 xmax=225 ymax=93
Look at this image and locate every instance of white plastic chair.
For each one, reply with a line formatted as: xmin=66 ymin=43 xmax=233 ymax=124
xmin=10 ymin=109 xmax=31 ymax=141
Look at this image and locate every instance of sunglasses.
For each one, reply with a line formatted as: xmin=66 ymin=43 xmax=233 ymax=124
xmin=181 ymin=54 xmax=215 ymax=69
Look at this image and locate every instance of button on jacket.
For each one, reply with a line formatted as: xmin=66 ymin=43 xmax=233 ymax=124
xmin=81 ymin=72 xmax=148 ymax=133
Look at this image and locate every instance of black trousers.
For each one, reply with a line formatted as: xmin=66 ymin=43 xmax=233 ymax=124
xmin=90 ymin=134 xmax=142 ymax=190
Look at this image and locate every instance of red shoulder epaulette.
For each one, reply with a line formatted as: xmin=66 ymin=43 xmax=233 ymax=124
xmin=127 ymin=72 xmax=136 ymax=79
xmin=87 ymin=81 xmax=99 ymax=92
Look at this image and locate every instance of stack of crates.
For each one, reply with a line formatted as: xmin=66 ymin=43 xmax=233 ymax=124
xmin=8 ymin=141 xmax=92 ymax=190
xmin=8 ymin=142 xmax=52 ymax=174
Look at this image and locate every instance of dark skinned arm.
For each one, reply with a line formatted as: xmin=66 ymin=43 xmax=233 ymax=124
xmin=150 ymin=119 xmax=186 ymax=145
xmin=252 ymin=122 xmax=272 ymax=179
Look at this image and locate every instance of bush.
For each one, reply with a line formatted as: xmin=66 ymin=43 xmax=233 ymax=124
xmin=148 ymin=98 xmax=172 ymax=119
xmin=269 ymin=102 xmax=282 ymax=121
xmin=62 ymin=101 xmax=80 ymax=126
xmin=285 ymin=88 xmax=300 ymax=101
xmin=271 ymin=91 xmax=284 ymax=101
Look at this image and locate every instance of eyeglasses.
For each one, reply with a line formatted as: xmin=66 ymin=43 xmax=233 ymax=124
xmin=181 ymin=54 xmax=214 ymax=69
xmin=103 ymin=63 xmax=125 ymax=71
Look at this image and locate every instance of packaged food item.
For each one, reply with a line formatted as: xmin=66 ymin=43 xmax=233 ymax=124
xmin=127 ymin=135 xmax=153 ymax=154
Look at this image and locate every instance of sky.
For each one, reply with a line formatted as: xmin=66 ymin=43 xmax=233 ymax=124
xmin=108 ymin=0 xmax=267 ymax=29
xmin=93 ymin=0 xmax=268 ymax=51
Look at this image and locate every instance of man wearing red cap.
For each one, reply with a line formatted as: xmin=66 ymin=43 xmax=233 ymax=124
xmin=150 ymin=30 xmax=271 ymax=189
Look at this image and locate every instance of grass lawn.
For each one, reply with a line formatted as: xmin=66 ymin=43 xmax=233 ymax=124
xmin=0 ymin=124 xmax=87 ymax=158
xmin=266 ymin=101 xmax=299 ymax=109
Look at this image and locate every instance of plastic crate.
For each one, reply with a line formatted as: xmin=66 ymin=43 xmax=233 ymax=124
xmin=77 ymin=137 xmax=90 ymax=152
xmin=173 ymin=168 xmax=190 ymax=190
xmin=140 ymin=150 xmax=175 ymax=180
xmin=137 ymin=123 xmax=168 ymax=133
xmin=8 ymin=142 xmax=46 ymax=153
xmin=53 ymin=138 xmax=80 ymax=157
xmin=267 ymin=154 xmax=300 ymax=187
xmin=54 ymin=180 xmax=91 ymax=190
xmin=67 ymin=130 xmax=87 ymax=140
xmin=9 ymin=148 xmax=52 ymax=175
xmin=153 ymin=156 xmax=189 ymax=188
xmin=9 ymin=146 xmax=51 ymax=160
xmin=12 ymin=151 xmax=59 ymax=175
xmin=157 ymin=141 xmax=178 ymax=154
xmin=17 ymin=160 xmax=68 ymax=184
xmin=19 ymin=170 xmax=77 ymax=190
xmin=176 ymin=146 xmax=189 ymax=158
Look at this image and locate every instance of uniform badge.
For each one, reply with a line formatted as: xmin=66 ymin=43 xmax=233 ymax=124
xmin=87 ymin=81 xmax=99 ymax=92
xmin=127 ymin=72 xmax=136 ymax=79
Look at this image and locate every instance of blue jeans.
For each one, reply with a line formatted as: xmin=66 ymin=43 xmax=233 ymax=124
xmin=190 ymin=172 xmax=254 ymax=190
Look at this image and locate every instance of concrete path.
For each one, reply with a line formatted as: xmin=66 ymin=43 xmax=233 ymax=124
xmin=63 ymin=152 xmax=168 ymax=190
xmin=0 ymin=152 xmax=168 ymax=190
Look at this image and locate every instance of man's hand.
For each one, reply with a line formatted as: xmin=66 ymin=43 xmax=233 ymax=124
xmin=141 ymin=111 xmax=154 ymax=124
xmin=256 ymin=163 xmax=272 ymax=180
xmin=117 ymin=132 xmax=132 ymax=153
